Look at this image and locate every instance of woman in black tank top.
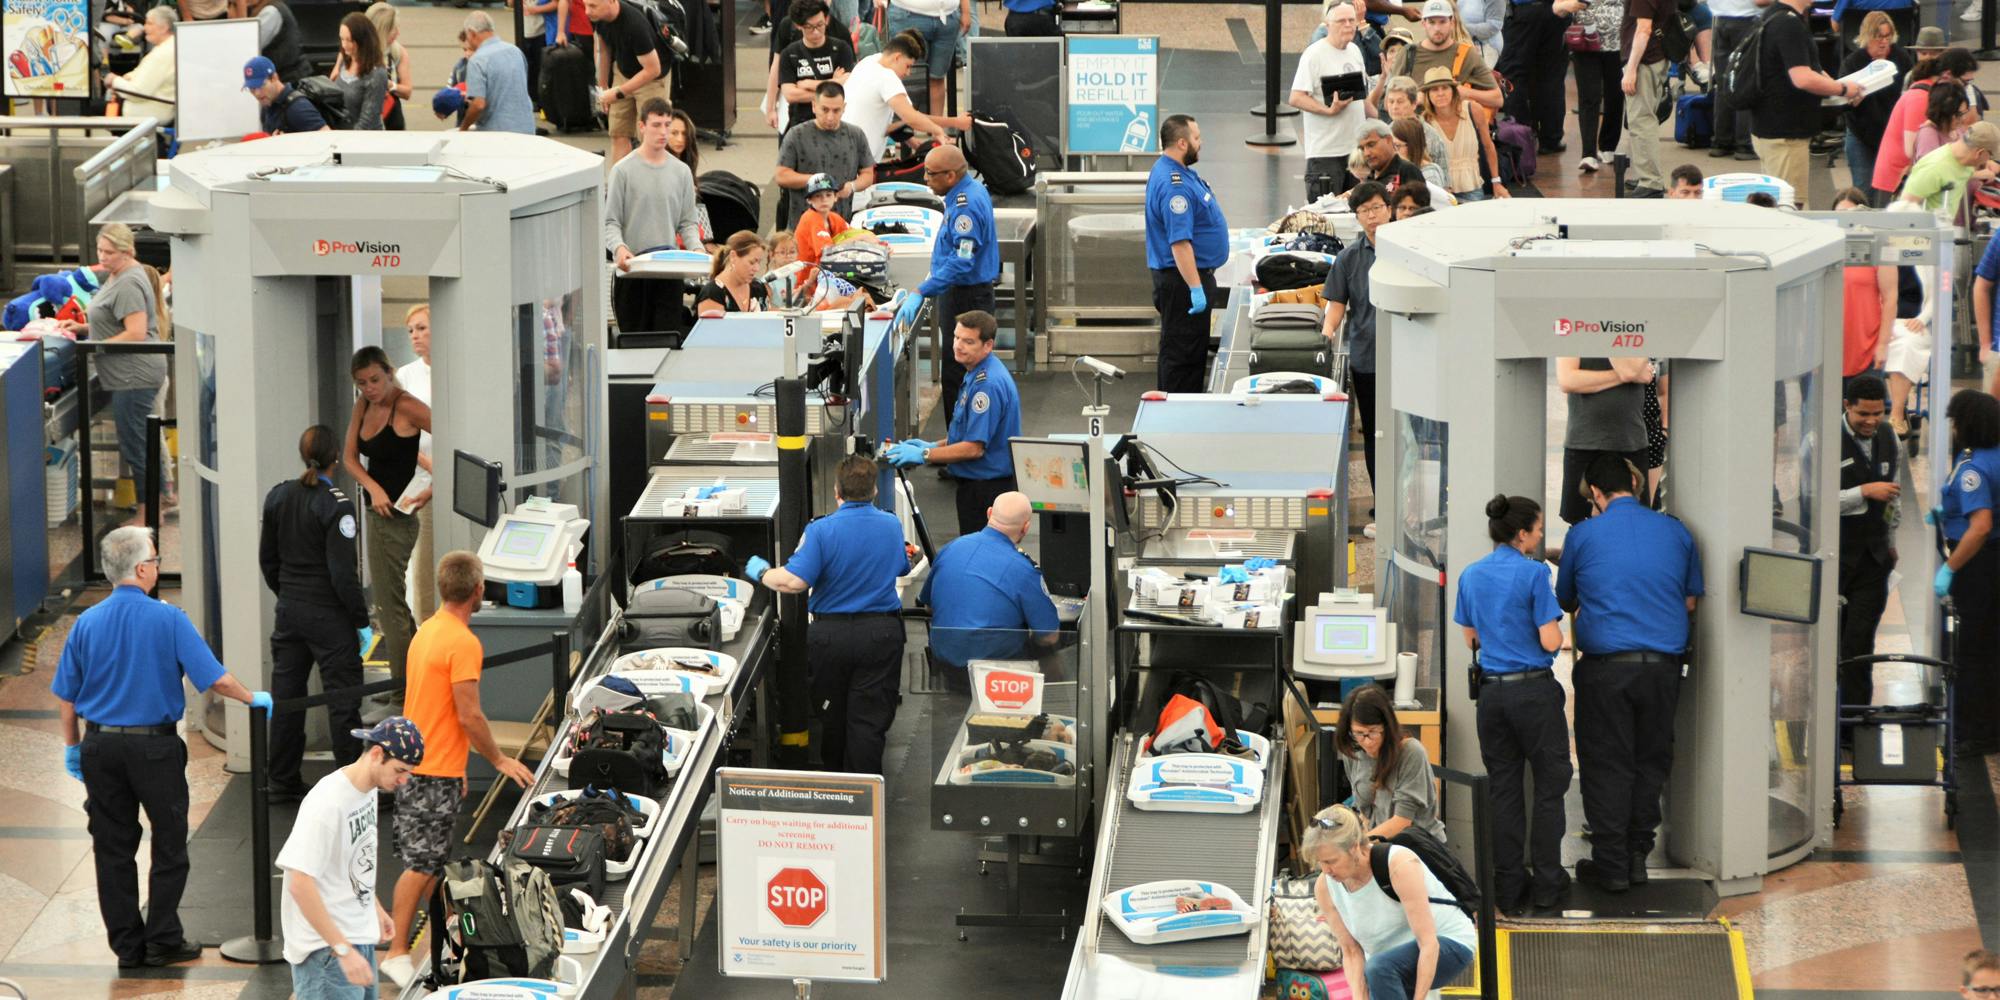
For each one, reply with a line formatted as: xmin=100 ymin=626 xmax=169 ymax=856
xmin=342 ymin=346 xmax=432 ymax=688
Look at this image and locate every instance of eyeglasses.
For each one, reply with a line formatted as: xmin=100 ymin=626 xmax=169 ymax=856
xmin=923 ymin=168 xmax=956 ymax=177
xmin=802 ymin=17 xmax=829 ymax=28
xmin=1966 ymin=987 xmax=2000 ymax=995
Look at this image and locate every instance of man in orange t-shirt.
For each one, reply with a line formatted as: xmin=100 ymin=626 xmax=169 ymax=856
xmin=378 ymin=551 xmax=535 ymax=989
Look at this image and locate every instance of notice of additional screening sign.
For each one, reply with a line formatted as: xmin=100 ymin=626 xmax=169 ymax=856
xmin=717 ymin=768 xmax=886 ymax=983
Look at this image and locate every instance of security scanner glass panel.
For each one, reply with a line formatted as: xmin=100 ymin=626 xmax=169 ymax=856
xmin=1372 ymin=199 xmax=1863 ymax=890
xmin=149 ymin=132 xmax=609 ymax=766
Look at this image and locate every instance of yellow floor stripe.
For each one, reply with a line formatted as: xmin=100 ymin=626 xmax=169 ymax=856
xmin=1728 ymin=925 xmax=1754 ymax=999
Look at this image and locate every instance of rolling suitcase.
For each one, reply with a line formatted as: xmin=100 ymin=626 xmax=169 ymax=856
xmin=1675 ymin=91 xmax=1714 ymax=148
xmin=540 ymin=42 xmax=596 ymax=133
xmin=1248 ymin=324 xmax=1339 ymax=380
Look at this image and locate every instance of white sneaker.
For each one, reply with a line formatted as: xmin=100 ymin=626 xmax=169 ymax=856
xmin=1579 ymin=155 xmax=1602 ymax=173
xmin=1963 ymin=3 xmax=1981 ymax=21
xmin=1363 ymin=522 xmax=1377 ymax=539
xmin=380 ymin=953 xmax=415 ymax=989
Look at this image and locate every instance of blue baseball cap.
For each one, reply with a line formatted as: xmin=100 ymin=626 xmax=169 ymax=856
xmin=432 ymin=86 xmax=465 ymax=117
xmin=351 ymin=716 xmax=426 ymax=766
xmin=243 ymin=56 xmax=277 ymax=91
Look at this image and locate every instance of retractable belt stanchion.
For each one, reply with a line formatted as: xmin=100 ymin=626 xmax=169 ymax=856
xmin=1246 ymin=0 xmax=1299 ymax=148
xmin=1435 ymin=765 xmax=1500 ymax=1000
xmin=220 ymin=641 xmax=556 ymax=964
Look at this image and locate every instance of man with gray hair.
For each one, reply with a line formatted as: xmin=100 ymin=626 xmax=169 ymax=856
xmin=1351 ymin=118 xmax=1427 ymax=193
xmin=461 ymin=10 xmax=536 ymax=133
xmin=51 ymin=526 xmax=271 ymax=970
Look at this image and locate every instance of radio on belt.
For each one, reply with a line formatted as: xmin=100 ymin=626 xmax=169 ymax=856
xmin=475 ymin=497 xmax=591 ymax=609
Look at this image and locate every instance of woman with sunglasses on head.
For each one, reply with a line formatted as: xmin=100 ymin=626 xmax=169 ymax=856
xmin=1454 ymin=493 xmax=1572 ymax=914
xmin=1334 ymin=684 xmax=1444 ymax=844
xmin=1307 ymin=803 xmax=1477 ymax=1000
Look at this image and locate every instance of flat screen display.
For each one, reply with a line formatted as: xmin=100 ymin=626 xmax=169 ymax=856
xmin=1012 ymin=438 xmax=1091 ymax=514
xmin=454 ymin=450 xmax=501 ymax=528
xmin=494 ymin=519 xmax=556 ymax=560
xmin=1740 ymin=548 xmax=1820 ymax=624
xmin=1314 ymin=612 xmax=1381 ymax=660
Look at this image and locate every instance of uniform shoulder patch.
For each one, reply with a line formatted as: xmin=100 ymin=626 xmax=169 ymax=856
xmin=973 ymin=370 xmax=989 ymax=383
xmin=1169 ymin=194 xmax=1189 ymax=215
xmin=1169 ymin=172 xmax=1183 ymax=184
xmin=328 ymin=486 xmax=348 ymax=501
xmin=954 ymin=214 xmax=974 ymax=234
xmin=1965 ymin=469 xmax=1983 ymax=492
xmin=972 ymin=391 xmax=990 ymax=414
xmin=338 ymin=513 xmax=358 ymax=539
xmin=955 ymin=193 xmax=969 ymax=206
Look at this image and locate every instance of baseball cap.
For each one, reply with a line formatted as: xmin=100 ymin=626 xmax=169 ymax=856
xmin=243 ymin=55 xmax=277 ymax=91
xmin=1968 ymin=121 xmax=2000 ymax=157
xmin=351 ymin=716 xmax=426 ymax=766
xmin=805 ymin=172 xmax=838 ymax=197
xmin=1384 ymin=26 xmax=1415 ymax=47
xmin=1420 ymin=0 xmax=1455 ymax=19
xmin=433 ymin=86 xmax=466 ymax=117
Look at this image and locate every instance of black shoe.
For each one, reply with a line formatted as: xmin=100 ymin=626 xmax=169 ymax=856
xmin=1708 ymin=144 xmax=1735 ymax=158
xmin=1733 ymin=148 xmax=1759 ymax=161
xmin=267 ymin=783 xmax=309 ymax=806
xmin=117 ymin=953 xmax=148 ymax=970
xmin=1629 ymin=856 xmax=1651 ymax=885
xmin=1576 ymin=859 xmax=1630 ymax=893
xmin=1625 ymin=186 xmax=1665 ymax=199
xmin=1531 ymin=874 xmax=1570 ymax=910
xmin=144 ymin=940 xmax=204 ymax=966
xmin=1538 ymin=141 xmax=1567 ymax=154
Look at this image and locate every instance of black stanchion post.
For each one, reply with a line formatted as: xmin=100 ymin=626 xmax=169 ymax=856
xmin=774 ymin=367 xmax=811 ymax=769
xmin=144 ymin=414 xmax=162 ymax=539
xmin=77 ymin=344 xmax=98 ymax=581
xmin=1471 ymin=773 xmax=1498 ymax=1000
xmin=551 ymin=630 xmax=572 ymax=717
xmin=221 ymin=704 xmax=285 ymax=963
xmin=1246 ymin=0 xmax=1299 ymax=147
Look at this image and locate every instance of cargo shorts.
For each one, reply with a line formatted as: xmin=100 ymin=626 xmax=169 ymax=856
xmin=393 ymin=774 xmax=465 ymax=876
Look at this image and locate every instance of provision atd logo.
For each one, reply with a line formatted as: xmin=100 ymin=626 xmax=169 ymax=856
xmin=1554 ymin=317 xmax=1649 ymax=346
xmin=313 ymin=238 xmax=403 ymax=267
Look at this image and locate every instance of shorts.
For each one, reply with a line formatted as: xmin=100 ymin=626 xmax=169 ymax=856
xmin=607 ymin=67 xmax=669 ymax=140
xmin=393 ymin=773 xmax=464 ymax=876
xmin=885 ymin=3 xmax=959 ymax=78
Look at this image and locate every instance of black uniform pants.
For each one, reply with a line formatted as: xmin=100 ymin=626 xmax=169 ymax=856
xmin=1948 ymin=541 xmax=2000 ymax=749
xmin=809 ymin=613 xmax=907 ymax=774
xmin=1004 ymin=7 xmax=1061 ymax=35
xmin=953 ymin=474 xmax=1019 ymax=537
xmin=1495 ymin=0 xmax=1569 ymax=147
xmin=1351 ymin=370 xmax=1378 ymax=498
xmin=1476 ymin=674 xmax=1573 ymax=900
xmin=1152 ymin=266 xmax=1217 ymax=393
xmin=1837 ymin=547 xmax=1894 ymax=711
xmin=937 ymin=282 xmax=997 ymax=429
xmin=269 ymin=600 xmax=365 ymax=792
xmin=79 ymin=731 xmax=189 ymax=962
xmin=1573 ymin=654 xmax=1681 ymax=874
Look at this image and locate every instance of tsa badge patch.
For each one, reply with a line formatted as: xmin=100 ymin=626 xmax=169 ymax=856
xmin=955 ymin=214 xmax=973 ymax=234
xmin=1966 ymin=470 xmax=1983 ymax=492
xmin=972 ymin=391 xmax=990 ymax=414
xmin=1169 ymin=195 xmax=1189 ymax=215
xmin=339 ymin=514 xmax=357 ymax=538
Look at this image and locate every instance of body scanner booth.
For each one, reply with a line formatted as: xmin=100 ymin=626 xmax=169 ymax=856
xmin=147 ymin=132 xmax=610 ymax=766
xmin=1368 ymin=200 xmax=1944 ymax=892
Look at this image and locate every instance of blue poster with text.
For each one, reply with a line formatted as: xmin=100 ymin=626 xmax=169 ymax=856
xmin=1065 ymin=36 xmax=1158 ymax=155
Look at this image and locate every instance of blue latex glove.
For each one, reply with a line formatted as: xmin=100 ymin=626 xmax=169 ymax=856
xmin=885 ymin=441 xmax=928 ymax=469
xmin=744 ymin=556 xmax=771 ymax=582
xmin=64 ymin=744 xmax=82 ymax=782
xmin=1217 ymin=565 xmax=1250 ymax=584
xmin=1244 ymin=557 xmax=1276 ymax=572
xmin=1187 ymin=284 xmax=1208 ymax=315
xmin=250 ymin=690 xmax=274 ymax=713
xmin=1925 ymin=506 xmax=1943 ymax=526
xmin=895 ymin=294 xmax=925 ymax=330
xmin=1935 ymin=564 xmax=1955 ymax=597
xmin=356 ymin=626 xmax=374 ymax=655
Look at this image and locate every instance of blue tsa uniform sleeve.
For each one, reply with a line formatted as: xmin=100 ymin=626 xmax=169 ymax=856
xmin=1144 ymin=160 xmax=1197 ymax=269
xmin=1529 ymin=564 xmax=1562 ymax=625
xmin=1452 ymin=565 xmax=1479 ymax=629
xmin=920 ymin=181 xmax=998 ymax=295
xmin=1677 ymin=519 xmax=1705 ymax=600
xmin=1014 ymin=561 xmax=1060 ymax=635
xmin=786 ymin=517 xmax=829 ymax=589
xmin=175 ymin=607 xmax=228 ymax=692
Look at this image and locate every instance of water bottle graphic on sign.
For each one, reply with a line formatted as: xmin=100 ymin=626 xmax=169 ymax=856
xmin=1121 ymin=111 xmax=1151 ymax=153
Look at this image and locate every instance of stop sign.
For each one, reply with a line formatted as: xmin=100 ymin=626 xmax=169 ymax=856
xmin=984 ymin=670 xmax=1037 ymax=711
xmin=766 ymin=867 xmax=829 ymax=929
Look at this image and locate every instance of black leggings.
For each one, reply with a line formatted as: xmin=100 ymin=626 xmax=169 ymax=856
xmin=1571 ymin=49 xmax=1626 ymax=161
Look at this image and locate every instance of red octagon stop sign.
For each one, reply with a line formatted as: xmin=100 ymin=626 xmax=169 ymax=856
xmin=766 ymin=867 xmax=828 ymax=929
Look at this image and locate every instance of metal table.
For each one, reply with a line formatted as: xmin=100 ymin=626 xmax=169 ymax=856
xmin=997 ymin=207 xmax=1037 ymax=373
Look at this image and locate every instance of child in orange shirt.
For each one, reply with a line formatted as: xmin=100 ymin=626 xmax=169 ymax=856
xmin=792 ymin=173 xmax=848 ymax=284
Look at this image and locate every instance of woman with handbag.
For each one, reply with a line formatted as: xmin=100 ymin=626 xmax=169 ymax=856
xmin=1557 ymin=0 xmax=1624 ymax=174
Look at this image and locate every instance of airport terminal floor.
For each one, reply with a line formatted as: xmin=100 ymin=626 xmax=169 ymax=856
xmin=4 ymin=0 xmax=2000 ymax=997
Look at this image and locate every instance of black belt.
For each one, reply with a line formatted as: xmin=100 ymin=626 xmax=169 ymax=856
xmin=812 ymin=611 xmax=901 ymax=620
xmin=1482 ymin=668 xmax=1554 ymax=683
xmin=1580 ymin=651 xmax=1680 ymax=665
xmin=85 ymin=721 xmax=177 ymax=736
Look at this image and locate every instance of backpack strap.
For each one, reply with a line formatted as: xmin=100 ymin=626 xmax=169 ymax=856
xmin=1450 ymin=42 xmax=1472 ymax=80
xmin=1368 ymin=841 xmax=1462 ymax=910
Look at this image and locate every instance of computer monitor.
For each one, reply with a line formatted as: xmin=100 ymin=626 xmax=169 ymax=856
xmin=1011 ymin=438 xmax=1091 ymax=514
xmin=1740 ymin=547 xmax=1821 ymax=624
xmin=1300 ymin=606 xmax=1388 ymax=667
xmin=484 ymin=515 xmax=562 ymax=573
xmin=454 ymin=450 xmax=504 ymax=528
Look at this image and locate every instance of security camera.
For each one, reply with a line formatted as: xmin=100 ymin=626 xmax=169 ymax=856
xmin=1078 ymin=356 xmax=1126 ymax=380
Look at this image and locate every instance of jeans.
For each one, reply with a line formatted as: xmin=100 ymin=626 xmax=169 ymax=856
xmin=1844 ymin=131 xmax=1878 ymax=196
xmin=111 ymin=386 xmax=161 ymax=504
xmin=1571 ymin=49 xmax=1625 ymax=160
xmin=291 ymin=943 xmax=379 ymax=1000
xmin=1363 ymin=937 xmax=1475 ymax=1000
xmin=1624 ymin=59 xmax=1669 ymax=191
xmin=885 ymin=4 xmax=960 ymax=77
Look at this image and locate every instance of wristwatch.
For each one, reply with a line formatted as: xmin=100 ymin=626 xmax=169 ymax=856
xmin=331 ymin=943 xmax=353 ymax=958
xmin=921 ymin=447 xmax=933 ymax=464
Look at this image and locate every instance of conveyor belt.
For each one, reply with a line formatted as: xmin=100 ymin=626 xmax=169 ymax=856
xmin=1061 ymin=732 xmax=1283 ymax=999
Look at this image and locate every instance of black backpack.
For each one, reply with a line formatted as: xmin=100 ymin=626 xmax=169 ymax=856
xmin=1255 ymin=250 xmax=1337 ymax=292
xmin=963 ymin=115 xmax=1041 ymax=196
xmin=1722 ymin=7 xmax=1781 ymax=110
xmin=1368 ymin=830 xmax=1482 ymax=925
xmin=1163 ymin=671 xmax=1271 ymax=736
xmin=438 ymin=858 xmax=564 ymax=982
xmin=285 ymin=76 xmax=347 ymax=129
xmin=526 ymin=788 xmax=646 ymax=863
xmin=1658 ymin=0 xmax=1696 ymax=65
xmin=567 ymin=708 xmax=671 ymax=797
xmin=508 ymin=824 xmax=610 ymax=902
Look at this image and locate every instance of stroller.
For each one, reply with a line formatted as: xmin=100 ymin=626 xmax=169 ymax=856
xmin=1834 ymin=596 xmax=1960 ymax=828
xmin=697 ymin=170 xmax=760 ymax=240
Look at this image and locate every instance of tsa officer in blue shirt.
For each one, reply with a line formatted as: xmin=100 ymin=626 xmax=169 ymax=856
xmin=919 ymin=491 xmax=1061 ymax=675
xmin=886 ymin=310 xmax=1021 ymax=536
xmin=51 ymin=526 xmax=271 ymax=969
xmin=1002 ymin=0 xmax=1061 ymax=36
xmin=1455 ymin=494 xmax=1572 ymax=914
xmin=746 ymin=455 xmax=912 ymax=774
xmin=894 ymin=144 xmax=999 ymax=423
xmin=1933 ymin=391 xmax=2000 ymax=756
xmin=1145 ymin=113 xmax=1231 ymax=393
xmin=1555 ymin=454 xmax=1703 ymax=894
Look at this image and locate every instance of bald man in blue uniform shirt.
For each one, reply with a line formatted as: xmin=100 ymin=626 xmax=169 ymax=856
xmin=920 ymin=491 xmax=1060 ymax=673
xmin=894 ymin=144 xmax=998 ymax=424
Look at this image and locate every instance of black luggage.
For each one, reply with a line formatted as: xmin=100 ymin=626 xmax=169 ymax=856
xmin=963 ymin=115 xmax=1040 ymax=195
xmin=1255 ymin=250 xmax=1336 ymax=292
xmin=627 ymin=531 xmax=735 ymax=584
xmin=698 ymin=171 xmax=760 ymax=239
xmin=567 ymin=708 xmax=672 ymax=798
xmin=1249 ymin=325 xmax=1339 ymax=380
xmin=540 ymin=42 xmax=596 ymax=133
xmin=508 ymin=824 xmax=610 ymax=901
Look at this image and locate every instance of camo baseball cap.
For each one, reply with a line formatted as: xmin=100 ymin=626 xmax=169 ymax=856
xmin=350 ymin=716 xmax=426 ymax=766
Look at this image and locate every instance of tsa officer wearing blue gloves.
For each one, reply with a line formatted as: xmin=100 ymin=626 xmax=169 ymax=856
xmin=1455 ymin=494 xmax=1572 ymax=914
xmin=1934 ymin=390 xmax=2000 ymax=756
xmin=1555 ymin=455 xmax=1703 ymax=894
xmin=895 ymin=143 xmax=998 ymax=423
xmin=261 ymin=424 xmax=372 ymax=804
xmin=886 ymin=310 xmax=1021 ymax=536
xmin=745 ymin=455 xmax=912 ymax=775
xmin=920 ymin=491 xmax=1061 ymax=673
xmin=52 ymin=525 xmax=272 ymax=970
xmin=1145 ymin=113 xmax=1231 ymax=393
